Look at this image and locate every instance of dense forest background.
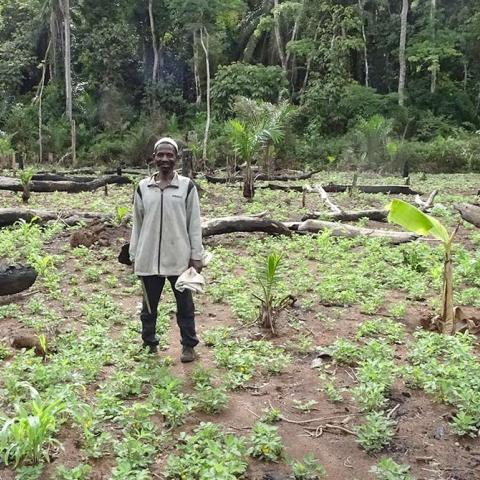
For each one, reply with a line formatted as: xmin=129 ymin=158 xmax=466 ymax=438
xmin=0 ymin=0 xmax=479 ymax=172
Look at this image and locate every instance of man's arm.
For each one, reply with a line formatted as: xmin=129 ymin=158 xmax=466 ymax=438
xmin=129 ymin=185 xmax=144 ymax=263
xmin=186 ymin=183 xmax=203 ymax=272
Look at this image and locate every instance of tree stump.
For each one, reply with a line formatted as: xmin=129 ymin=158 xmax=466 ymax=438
xmin=0 ymin=264 xmax=37 ymax=296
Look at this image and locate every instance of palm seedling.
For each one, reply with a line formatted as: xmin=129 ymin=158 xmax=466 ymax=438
xmin=19 ymin=167 xmax=35 ymax=204
xmin=387 ymin=199 xmax=458 ymax=334
xmin=254 ymin=252 xmax=292 ymax=334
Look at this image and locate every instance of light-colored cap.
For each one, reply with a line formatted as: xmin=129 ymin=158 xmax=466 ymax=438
xmin=154 ymin=137 xmax=179 ymax=154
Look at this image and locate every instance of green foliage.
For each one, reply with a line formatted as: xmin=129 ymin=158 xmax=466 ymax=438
xmin=356 ymin=319 xmax=405 ymax=344
xmin=289 ymin=453 xmax=326 ymax=479
xmin=248 ymin=422 xmax=283 ymax=461
xmin=261 ymin=407 xmax=282 ymax=424
xmin=355 ymin=412 xmax=396 ymax=453
xmin=194 ymin=385 xmax=229 ymax=414
xmin=371 ymin=457 xmax=415 ymax=480
xmin=165 ymin=422 xmax=248 ymax=479
xmin=55 ymin=464 xmax=93 ymax=480
xmin=0 ymin=384 xmax=66 ymax=466
xmin=387 ymin=199 xmax=450 ymax=244
xmin=403 ymin=331 xmax=480 ymax=436
xmin=212 ymin=63 xmax=288 ymax=116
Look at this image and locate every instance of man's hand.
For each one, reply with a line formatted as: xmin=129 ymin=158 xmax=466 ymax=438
xmin=189 ymin=259 xmax=203 ymax=273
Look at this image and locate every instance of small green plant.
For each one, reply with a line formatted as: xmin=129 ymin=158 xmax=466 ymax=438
xmin=289 ymin=453 xmax=326 ymax=479
xmin=450 ymin=410 xmax=479 ymax=437
xmin=194 ymin=385 xmax=229 ymax=414
xmin=0 ymin=384 xmax=66 ymax=466
xmin=0 ymin=341 xmax=11 ymax=360
xmin=165 ymin=422 xmax=248 ymax=478
xmin=190 ymin=365 xmax=215 ymax=388
xmin=15 ymin=465 xmax=44 ymax=480
xmin=371 ymin=457 xmax=415 ymax=480
xmin=292 ymin=399 xmax=318 ymax=413
xmin=261 ymin=406 xmax=282 ymax=424
xmin=248 ymin=422 xmax=283 ymax=461
xmin=329 ymin=338 xmax=360 ymax=365
xmin=84 ymin=266 xmax=102 ymax=283
xmin=356 ymin=318 xmax=405 ymax=344
xmin=355 ymin=412 xmax=396 ymax=453
xmin=55 ymin=463 xmax=93 ymax=480
xmin=319 ymin=375 xmax=343 ymax=403
xmin=114 ymin=206 xmax=130 ymax=226
xmin=254 ymin=252 xmax=290 ymax=334
xmin=19 ymin=167 xmax=35 ymax=204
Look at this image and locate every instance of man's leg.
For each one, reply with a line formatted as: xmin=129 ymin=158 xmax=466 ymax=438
xmin=140 ymin=276 xmax=165 ymax=347
xmin=168 ymin=277 xmax=199 ymax=348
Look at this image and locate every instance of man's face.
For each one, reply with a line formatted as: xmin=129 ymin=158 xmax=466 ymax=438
xmin=153 ymin=144 xmax=177 ymax=175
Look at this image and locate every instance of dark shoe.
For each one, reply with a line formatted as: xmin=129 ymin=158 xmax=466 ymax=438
xmin=180 ymin=346 xmax=196 ymax=363
xmin=143 ymin=343 xmax=158 ymax=354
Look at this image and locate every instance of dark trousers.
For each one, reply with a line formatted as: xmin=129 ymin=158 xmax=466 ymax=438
xmin=140 ymin=275 xmax=199 ymax=348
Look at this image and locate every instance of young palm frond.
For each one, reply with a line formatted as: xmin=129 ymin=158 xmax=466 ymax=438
xmin=254 ymin=253 xmax=292 ymax=334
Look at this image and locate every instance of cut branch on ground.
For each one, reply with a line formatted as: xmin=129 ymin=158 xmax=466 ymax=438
xmin=0 ymin=175 xmax=132 ymax=194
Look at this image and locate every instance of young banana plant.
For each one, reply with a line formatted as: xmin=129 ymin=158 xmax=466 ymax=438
xmin=387 ymin=199 xmax=458 ymax=334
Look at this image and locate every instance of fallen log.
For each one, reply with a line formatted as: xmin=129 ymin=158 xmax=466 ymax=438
xmin=454 ymin=203 xmax=480 ymax=228
xmin=32 ymin=173 xmax=98 ymax=182
xmin=296 ymin=219 xmax=417 ymax=244
xmin=205 ymin=170 xmax=320 ymax=183
xmin=0 ymin=175 xmax=132 ymax=193
xmin=414 ymin=190 xmax=438 ymax=210
xmin=0 ymin=208 xmax=112 ymax=228
xmin=221 ymin=183 xmax=421 ymax=195
xmin=302 ymin=184 xmax=388 ymax=222
xmin=322 ymin=184 xmax=420 ymax=195
xmin=0 ymin=264 xmax=37 ymax=296
xmin=202 ymin=215 xmax=291 ymax=237
xmin=302 ymin=209 xmax=388 ymax=222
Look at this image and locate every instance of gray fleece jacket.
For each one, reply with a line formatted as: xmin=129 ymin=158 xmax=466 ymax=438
xmin=129 ymin=173 xmax=203 ymax=276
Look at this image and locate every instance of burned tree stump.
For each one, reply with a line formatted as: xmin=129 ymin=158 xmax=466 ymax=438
xmin=0 ymin=264 xmax=37 ymax=296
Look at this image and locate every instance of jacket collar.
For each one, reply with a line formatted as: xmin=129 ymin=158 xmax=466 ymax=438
xmin=147 ymin=171 xmax=179 ymax=188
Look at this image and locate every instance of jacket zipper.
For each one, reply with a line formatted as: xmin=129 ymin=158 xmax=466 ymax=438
xmin=158 ymin=189 xmax=164 ymax=274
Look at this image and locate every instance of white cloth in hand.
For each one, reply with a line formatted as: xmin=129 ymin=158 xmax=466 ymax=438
xmin=175 ymin=267 xmax=206 ymax=294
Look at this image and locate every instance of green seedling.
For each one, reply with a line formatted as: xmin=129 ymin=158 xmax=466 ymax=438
xmin=165 ymin=422 xmax=248 ymax=478
xmin=292 ymin=399 xmax=318 ymax=413
xmin=387 ymin=199 xmax=457 ymax=334
xmin=0 ymin=383 xmax=66 ymax=466
xmin=355 ymin=412 xmax=396 ymax=453
xmin=261 ymin=406 xmax=282 ymax=424
xmin=371 ymin=457 xmax=415 ymax=480
xmin=254 ymin=252 xmax=291 ymax=334
xmin=248 ymin=422 xmax=283 ymax=461
xmin=289 ymin=453 xmax=326 ymax=479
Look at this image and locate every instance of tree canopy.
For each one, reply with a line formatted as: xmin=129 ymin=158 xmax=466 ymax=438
xmin=0 ymin=0 xmax=479 ymax=171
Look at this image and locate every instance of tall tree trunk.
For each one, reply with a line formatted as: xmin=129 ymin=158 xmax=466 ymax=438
xmin=49 ymin=7 xmax=58 ymax=79
xmin=273 ymin=0 xmax=288 ymax=74
xmin=193 ymin=30 xmax=202 ymax=105
xmin=301 ymin=22 xmax=320 ymax=93
xmin=398 ymin=0 xmax=409 ymax=106
xmin=62 ymin=0 xmax=75 ymax=165
xmin=285 ymin=1 xmax=303 ymax=96
xmin=63 ymin=0 xmax=72 ymax=121
xmin=463 ymin=61 xmax=468 ymax=91
xmin=430 ymin=0 xmax=437 ymax=94
xmin=359 ymin=0 xmax=369 ymax=88
xmin=199 ymin=27 xmax=211 ymax=164
xmin=37 ymin=41 xmax=52 ymax=163
xmin=148 ymin=0 xmax=159 ymax=83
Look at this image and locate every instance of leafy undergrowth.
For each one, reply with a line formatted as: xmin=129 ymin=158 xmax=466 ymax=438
xmin=0 ymin=172 xmax=479 ymax=479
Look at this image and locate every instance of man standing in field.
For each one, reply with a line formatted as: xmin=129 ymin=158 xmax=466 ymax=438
xmin=129 ymin=137 xmax=203 ymax=362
